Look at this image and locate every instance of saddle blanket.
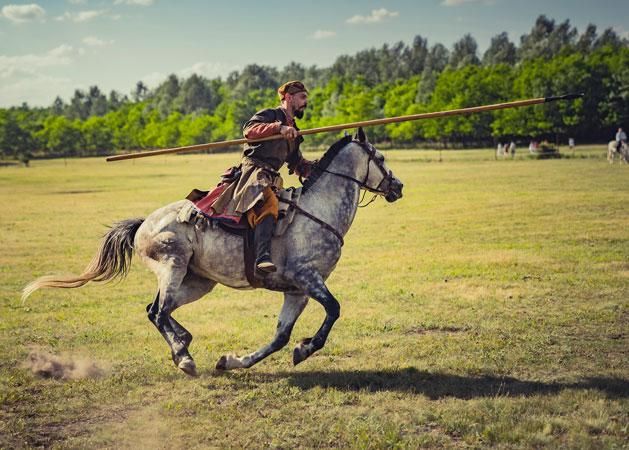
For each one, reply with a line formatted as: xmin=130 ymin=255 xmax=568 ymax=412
xmin=179 ymin=185 xmax=302 ymax=238
xmin=187 ymin=183 xmax=242 ymax=224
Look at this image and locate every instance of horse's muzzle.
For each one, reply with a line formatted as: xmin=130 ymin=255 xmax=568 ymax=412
xmin=384 ymin=178 xmax=403 ymax=202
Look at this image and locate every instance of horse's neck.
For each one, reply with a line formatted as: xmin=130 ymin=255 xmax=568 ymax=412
xmin=301 ymin=150 xmax=363 ymax=236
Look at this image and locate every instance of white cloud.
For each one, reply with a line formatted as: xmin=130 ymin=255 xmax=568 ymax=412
xmin=114 ymin=0 xmax=155 ymax=5
xmin=67 ymin=0 xmax=87 ymax=4
xmin=0 ymin=73 xmax=75 ymax=107
xmin=346 ymin=8 xmax=398 ymax=25
xmin=1 ymin=4 xmax=46 ymax=23
xmin=83 ymin=36 xmax=114 ymax=47
xmin=312 ymin=30 xmax=336 ymax=40
xmin=0 ymin=45 xmax=87 ymax=106
xmin=178 ymin=62 xmax=240 ymax=80
xmin=139 ymin=71 xmax=167 ymax=89
xmin=0 ymin=45 xmax=79 ymax=79
xmin=55 ymin=9 xmax=107 ymax=22
xmin=140 ymin=62 xmax=240 ymax=88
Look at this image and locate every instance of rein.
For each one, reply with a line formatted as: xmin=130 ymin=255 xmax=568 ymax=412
xmin=278 ymin=198 xmax=345 ymax=246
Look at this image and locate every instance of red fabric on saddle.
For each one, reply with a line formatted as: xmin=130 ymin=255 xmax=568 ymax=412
xmin=193 ymin=183 xmax=242 ymax=224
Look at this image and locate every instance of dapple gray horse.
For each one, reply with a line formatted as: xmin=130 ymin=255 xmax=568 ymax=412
xmin=23 ymin=129 xmax=403 ymax=376
xmin=607 ymin=140 xmax=628 ymax=164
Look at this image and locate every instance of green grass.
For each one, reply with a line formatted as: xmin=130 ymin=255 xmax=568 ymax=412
xmin=1 ymin=145 xmax=627 ymax=448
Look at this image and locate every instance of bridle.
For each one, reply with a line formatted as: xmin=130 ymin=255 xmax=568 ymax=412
xmin=284 ymin=139 xmax=397 ymax=246
xmin=316 ymin=140 xmax=395 ymax=199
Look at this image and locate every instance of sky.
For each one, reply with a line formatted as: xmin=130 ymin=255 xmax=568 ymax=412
xmin=1 ymin=0 xmax=628 ymax=108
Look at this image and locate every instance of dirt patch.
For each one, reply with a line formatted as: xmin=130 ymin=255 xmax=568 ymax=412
xmin=405 ymin=325 xmax=470 ymax=335
xmin=23 ymin=348 xmax=106 ymax=380
xmin=55 ymin=189 xmax=102 ymax=195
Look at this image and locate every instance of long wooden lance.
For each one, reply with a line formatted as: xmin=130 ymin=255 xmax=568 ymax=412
xmin=106 ymin=93 xmax=583 ymax=162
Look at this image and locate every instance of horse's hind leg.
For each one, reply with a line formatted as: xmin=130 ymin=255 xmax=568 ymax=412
xmin=290 ymin=270 xmax=340 ymax=365
xmin=147 ymin=272 xmax=213 ymax=346
xmin=148 ymin=268 xmax=215 ymax=376
xmin=147 ymin=295 xmax=192 ymax=348
xmin=216 ymin=293 xmax=309 ymax=370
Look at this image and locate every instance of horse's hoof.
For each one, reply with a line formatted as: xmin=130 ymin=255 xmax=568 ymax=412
xmin=293 ymin=339 xmax=312 ymax=366
xmin=178 ymin=356 xmax=198 ymax=377
xmin=293 ymin=347 xmax=307 ymax=366
xmin=215 ymin=355 xmax=228 ymax=370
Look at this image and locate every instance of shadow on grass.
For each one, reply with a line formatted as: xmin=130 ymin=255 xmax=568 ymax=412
xmin=214 ymin=367 xmax=628 ymax=400
xmin=287 ymin=368 xmax=628 ymax=400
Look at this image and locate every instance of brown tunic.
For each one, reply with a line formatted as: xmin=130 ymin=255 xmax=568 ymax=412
xmin=211 ymin=107 xmax=305 ymax=218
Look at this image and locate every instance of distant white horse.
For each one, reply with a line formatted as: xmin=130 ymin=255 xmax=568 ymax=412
xmin=607 ymin=140 xmax=628 ymax=164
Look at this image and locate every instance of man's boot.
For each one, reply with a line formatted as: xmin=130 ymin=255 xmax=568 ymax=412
xmin=254 ymin=215 xmax=276 ymax=273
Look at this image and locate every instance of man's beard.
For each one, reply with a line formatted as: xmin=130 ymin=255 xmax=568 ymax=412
xmin=294 ymin=108 xmax=305 ymax=119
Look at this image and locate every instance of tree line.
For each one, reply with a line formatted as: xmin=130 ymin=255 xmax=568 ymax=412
xmin=1 ymin=15 xmax=628 ymax=161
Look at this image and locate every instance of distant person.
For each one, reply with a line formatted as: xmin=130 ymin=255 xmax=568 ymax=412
xmin=616 ymin=128 xmax=627 ymax=152
xmin=528 ymin=141 xmax=536 ymax=154
xmin=509 ymin=141 xmax=516 ymax=158
xmin=496 ymin=142 xmax=504 ymax=157
xmin=568 ymin=137 xmax=575 ymax=150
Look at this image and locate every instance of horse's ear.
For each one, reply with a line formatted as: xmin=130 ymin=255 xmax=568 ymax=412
xmin=354 ymin=127 xmax=367 ymax=143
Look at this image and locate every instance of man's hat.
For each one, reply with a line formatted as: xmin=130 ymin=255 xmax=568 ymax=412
xmin=278 ymin=80 xmax=308 ymax=99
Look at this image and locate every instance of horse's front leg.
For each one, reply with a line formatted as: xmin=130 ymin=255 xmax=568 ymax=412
xmin=291 ymin=270 xmax=340 ymax=365
xmin=216 ymin=293 xmax=309 ymax=370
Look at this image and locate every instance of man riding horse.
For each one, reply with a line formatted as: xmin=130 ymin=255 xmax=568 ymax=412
xmin=211 ymin=81 xmax=315 ymax=274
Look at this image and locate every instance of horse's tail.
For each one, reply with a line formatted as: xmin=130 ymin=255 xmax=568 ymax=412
xmin=22 ymin=218 xmax=145 ymax=301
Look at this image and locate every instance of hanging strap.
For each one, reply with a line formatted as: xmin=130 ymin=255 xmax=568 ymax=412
xmin=278 ymin=198 xmax=344 ymax=247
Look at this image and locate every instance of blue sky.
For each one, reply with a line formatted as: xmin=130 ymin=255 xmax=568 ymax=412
xmin=1 ymin=0 xmax=628 ymax=107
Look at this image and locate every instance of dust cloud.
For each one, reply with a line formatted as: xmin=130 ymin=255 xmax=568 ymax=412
xmin=23 ymin=348 xmax=106 ymax=380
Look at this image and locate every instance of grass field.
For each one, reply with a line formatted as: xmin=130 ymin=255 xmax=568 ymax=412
xmin=1 ymin=144 xmax=627 ymax=448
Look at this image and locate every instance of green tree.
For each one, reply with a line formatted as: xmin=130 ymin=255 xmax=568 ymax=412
xmin=492 ymin=54 xmax=594 ymax=140
xmin=483 ymin=32 xmax=516 ymax=66
xmin=231 ymin=65 xmax=279 ymax=101
xmin=279 ymin=62 xmax=306 ymax=84
xmin=383 ymin=76 xmax=422 ymax=142
xmin=576 ymin=24 xmax=598 ymax=53
xmin=425 ymin=64 xmax=514 ymax=143
xmin=173 ymin=74 xmax=218 ymax=115
xmin=133 ymin=81 xmax=149 ymax=102
xmin=518 ymin=15 xmax=577 ymax=61
xmin=107 ymin=102 xmax=146 ymax=150
xmin=449 ymin=34 xmax=480 ymax=69
xmin=177 ymin=114 xmax=216 ymax=146
xmin=82 ymin=116 xmax=113 ymax=155
xmin=405 ymin=35 xmax=429 ymax=75
xmin=37 ymin=115 xmax=83 ymax=156
xmin=67 ymin=89 xmax=90 ymax=120
xmin=88 ymin=86 xmax=108 ymax=116
xmin=0 ymin=110 xmax=37 ymax=159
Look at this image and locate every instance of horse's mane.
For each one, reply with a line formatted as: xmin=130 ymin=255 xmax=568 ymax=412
xmin=302 ymin=135 xmax=353 ymax=192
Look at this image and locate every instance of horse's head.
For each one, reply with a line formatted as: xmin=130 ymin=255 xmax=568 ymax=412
xmin=352 ymin=127 xmax=403 ymax=202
